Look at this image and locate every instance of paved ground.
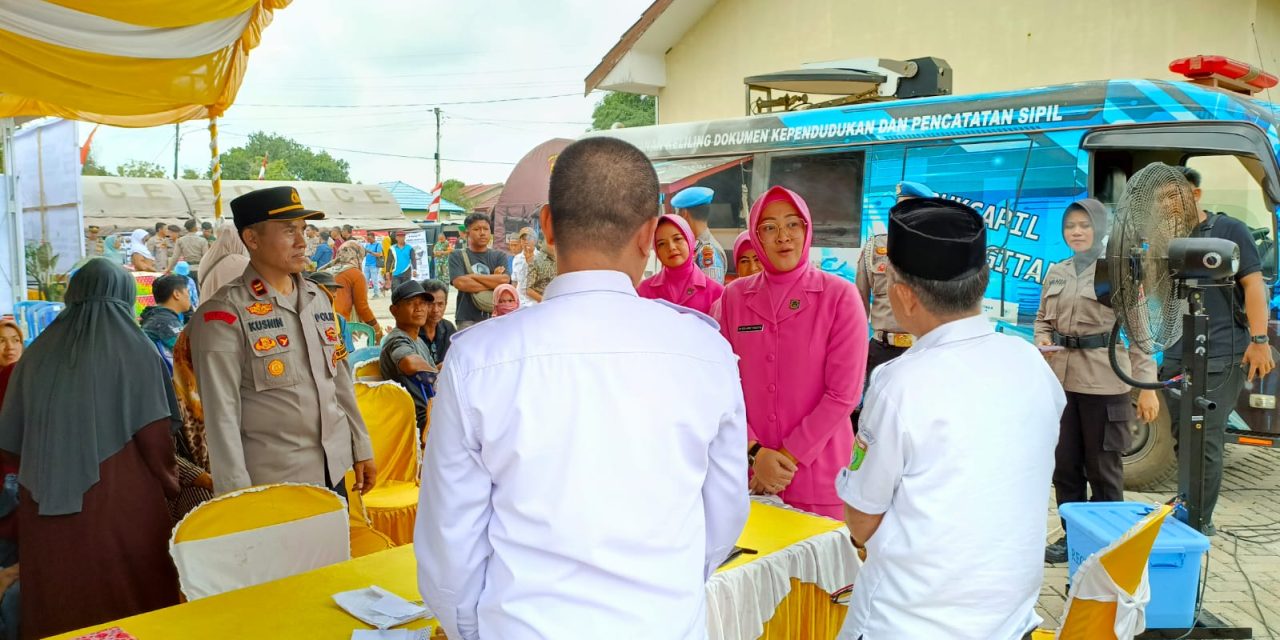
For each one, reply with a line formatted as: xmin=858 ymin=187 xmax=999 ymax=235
xmin=1039 ymin=444 xmax=1280 ymax=638
xmin=366 ymin=284 xmax=1280 ymax=638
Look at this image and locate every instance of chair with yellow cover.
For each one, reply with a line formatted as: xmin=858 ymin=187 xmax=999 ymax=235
xmin=351 ymin=346 xmax=383 ymax=381
xmin=169 ymin=483 xmax=350 ymax=600
xmin=354 ymin=358 xmax=382 ymax=382
xmin=348 ymin=486 xmax=397 ymax=558
xmin=1031 ymin=504 xmax=1173 ymax=640
xmin=346 ymin=380 xmax=420 ymax=545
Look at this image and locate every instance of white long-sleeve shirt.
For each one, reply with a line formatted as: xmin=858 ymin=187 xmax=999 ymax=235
xmin=415 ymin=270 xmax=749 ymax=640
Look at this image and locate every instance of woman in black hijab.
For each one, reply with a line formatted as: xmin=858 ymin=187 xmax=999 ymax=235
xmin=0 ymin=258 xmax=180 ymax=638
xmin=1034 ymin=199 xmax=1161 ymax=564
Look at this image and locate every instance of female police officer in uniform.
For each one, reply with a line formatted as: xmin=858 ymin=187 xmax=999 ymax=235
xmin=1035 ymin=198 xmax=1160 ymax=563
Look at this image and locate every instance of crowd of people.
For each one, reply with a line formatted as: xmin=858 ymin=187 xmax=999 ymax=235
xmin=0 ymin=135 xmax=1263 ymax=639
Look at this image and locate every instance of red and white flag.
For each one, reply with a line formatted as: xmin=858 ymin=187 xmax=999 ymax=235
xmin=80 ymin=124 xmax=101 ymax=166
xmin=427 ymin=182 xmax=443 ymax=221
xmin=257 ymin=152 xmax=270 ymax=180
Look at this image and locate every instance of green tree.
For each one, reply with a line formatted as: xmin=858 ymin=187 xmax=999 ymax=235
xmin=116 ymin=159 xmax=168 ymax=178
xmin=181 ymin=168 xmax=202 ymax=180
xmin=590 ymin=92 xmax=656 ymax=130
xmin=211 ymin=132 xmax=351 ymax=183
xmin=81 ymin=150 xmax=111 ymax=176
xmin=25 ymin=242 xmax=65 ymax=301
xmin=440 ymin=178 xmax=475 ymax=211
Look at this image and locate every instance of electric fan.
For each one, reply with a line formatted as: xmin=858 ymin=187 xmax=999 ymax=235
xmin=1100 ymin=162 xmax=1240 ymax=532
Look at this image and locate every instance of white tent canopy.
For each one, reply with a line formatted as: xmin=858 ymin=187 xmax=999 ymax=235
xmin=82 ymin=177 xmax=415 ymax=232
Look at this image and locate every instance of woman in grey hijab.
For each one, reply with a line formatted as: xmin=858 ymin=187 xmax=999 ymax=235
xmin=0 ymin=258 xmax=180 ymax=638
xmin=1034 ymin=199 xmax=1161 ymax=564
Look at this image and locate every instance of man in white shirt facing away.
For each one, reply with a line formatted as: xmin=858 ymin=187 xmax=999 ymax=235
xmin=835 ymin=197 xmax=1065 ymax=640
xmin=415 ymin=136 xmax=749 ymax=640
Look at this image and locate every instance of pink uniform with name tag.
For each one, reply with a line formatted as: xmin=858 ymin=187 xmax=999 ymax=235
xmin=717 ymin=186 xmax=868 ymax=518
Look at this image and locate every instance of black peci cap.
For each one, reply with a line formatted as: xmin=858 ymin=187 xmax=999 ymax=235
xmin=887 ymin=197 xmax=987 ymax=281
xmin=230 ymin=186 xmax=325 ymax=231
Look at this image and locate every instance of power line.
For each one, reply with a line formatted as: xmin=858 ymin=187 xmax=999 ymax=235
xmin=236 ymin=92 xmax=590 ymax=109
xmin=217 ymin=130 xmax=516 ymax=165
xmin=276 ymin=64 xmax=590 ymax=82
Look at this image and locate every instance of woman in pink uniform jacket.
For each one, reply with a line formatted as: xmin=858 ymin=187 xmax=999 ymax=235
xmin=637 ymin=214 xmax=724 ymax=314
xmin=717 ymin=186 xmax=868 ymax=519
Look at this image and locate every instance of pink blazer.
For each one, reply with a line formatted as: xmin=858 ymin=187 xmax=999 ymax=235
xmin=637 ymin=271 xmax=724 ymax=315
xmin=718 ymin=269 xmax=868 ymax=509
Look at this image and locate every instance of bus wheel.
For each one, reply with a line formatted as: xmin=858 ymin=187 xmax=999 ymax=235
xmin=1122 ymin=390 xmax=1176 ymax=491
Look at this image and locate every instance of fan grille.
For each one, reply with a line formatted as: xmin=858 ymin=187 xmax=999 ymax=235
xmin=1107 ymin=163 xmax=1201 ymax=355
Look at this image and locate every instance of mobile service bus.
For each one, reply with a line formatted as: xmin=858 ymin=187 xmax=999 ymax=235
xmin=595 ymin=57 xmax=1280 ymax=488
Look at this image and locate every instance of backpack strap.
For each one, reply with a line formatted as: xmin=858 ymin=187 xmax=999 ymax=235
xmin=1199 ymin=212 xmax=1249 ymax=329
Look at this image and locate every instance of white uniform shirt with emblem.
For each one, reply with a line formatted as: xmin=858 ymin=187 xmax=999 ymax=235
xmin=415 ymin=270 xmax=749 ymax=640
xmin=835 ymin=315 xmax=1065 ymax=640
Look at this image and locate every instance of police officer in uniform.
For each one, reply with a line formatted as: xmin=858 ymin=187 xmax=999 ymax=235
xmin=672 ymin=186 xmax=727 ymax=284
xmin=1035 ymin=199 xmax=1160 ymax=563
xmin=856 ymin=182 xmax=936 ymax=379
xmin=851 ymin=182 xmax=934 ymax=430
xmin=189 ymin=186 xmax=376 ymax=497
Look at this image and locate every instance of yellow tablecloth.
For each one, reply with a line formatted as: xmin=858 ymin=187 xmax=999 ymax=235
xmin=48 ymin=545 xmax=431 ymax=640
xmin=53 ymin=502 xmax=853 ymax=640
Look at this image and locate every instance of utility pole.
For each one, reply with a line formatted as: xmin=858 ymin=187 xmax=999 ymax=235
xmin=173 ymin=123 xmax=180 ymax=179
xmin=433 ymin=107 xmax=442 ymax=186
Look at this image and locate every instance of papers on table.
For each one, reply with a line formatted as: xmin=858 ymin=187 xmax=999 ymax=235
xmin=351 ymin=630 xmax=431 ymax=640
xmin=334 ymin=585 xmax=431 ymax=630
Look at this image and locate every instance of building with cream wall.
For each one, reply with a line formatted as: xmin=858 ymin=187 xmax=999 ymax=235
xmin=587 ymin=0 xmax=1280 ymax=125
xmin=585 ymin=0 xmax=1280 ymax=219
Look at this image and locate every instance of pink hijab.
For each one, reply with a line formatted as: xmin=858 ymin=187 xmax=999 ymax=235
xmin=732 ymin=230 xmax=755 ymax=265
xmin=637 ymin=214 xmax=723 ymax=314
xmin=749 ymin=186 xmax=814 ymax=313
xmin=493 ymin=283 xmax=520 ymax=317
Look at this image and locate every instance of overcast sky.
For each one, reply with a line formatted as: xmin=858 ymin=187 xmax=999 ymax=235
xmin=83 ymin=0 xmax=653 ymax=186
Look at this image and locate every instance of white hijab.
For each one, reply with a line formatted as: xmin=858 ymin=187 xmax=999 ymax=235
xmin=129 ymin=229 xmax=155 ymax=260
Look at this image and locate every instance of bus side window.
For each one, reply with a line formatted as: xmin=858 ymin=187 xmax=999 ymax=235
xmin=1185 ymin=155 xmax=1277 ymax=282
xmin=766 ymin=150 xmax=864 ymax=248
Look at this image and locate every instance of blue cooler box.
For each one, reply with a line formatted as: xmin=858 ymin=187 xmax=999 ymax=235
xmin=1059 ymin=502 xmax=1210 ymax=629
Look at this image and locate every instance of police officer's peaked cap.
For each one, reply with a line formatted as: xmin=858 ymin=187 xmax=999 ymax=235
xmin=671 ymin=186 xmax=714 ymax=209
xmin=887 ymin=197 xmax=986 ymax=282
xmin=230 ymin=186 xmax=325 ymax=231
xmin=896 ymin=181 xmax=936 ymax=199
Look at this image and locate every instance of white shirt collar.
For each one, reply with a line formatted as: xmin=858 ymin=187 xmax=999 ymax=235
xmin=911 ymin=313 xmax=992 ymax=352
xmin=543 ymin=270 xmax=639 ymax=300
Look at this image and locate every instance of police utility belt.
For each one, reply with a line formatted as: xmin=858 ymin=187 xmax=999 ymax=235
xmin=1051 ymin=330 xmax=1109 ymax=349
xmin=874 ymin=331 xmax=914 ymax=348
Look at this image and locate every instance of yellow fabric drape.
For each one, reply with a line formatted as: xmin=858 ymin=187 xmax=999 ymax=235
xmin=1052 ymin=505 xmax=1172 ymax=640
xmin=758 ymin=579 xmax=848 ymax=640
xmin=354 ymin=383 xmax=419 ymax=486
xmin=44 ymin=0 xmax=260 ymax=28
xmin=348 ymin=382 xmax=420 ymax=545
xmin=362 ymin=484 xmax=421 ymax=546
xmin=49 ymin=546 xmax=435 ymax=640
xmin=0 ymin=0 xmax=289 ymax=126
xmin=174 ymin=484 xmax=344 ymax=543
xmin=718 ymin=501 xmax=845 ymax=573
xmin=55 ymin=505 xmax=850 ymax=640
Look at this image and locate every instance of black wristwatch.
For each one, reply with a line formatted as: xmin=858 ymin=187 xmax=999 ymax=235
xmin=748 ymin=442 xmax=762 ymax=466
xmin=1252 ymin=334 xmax=1269 ymax=345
